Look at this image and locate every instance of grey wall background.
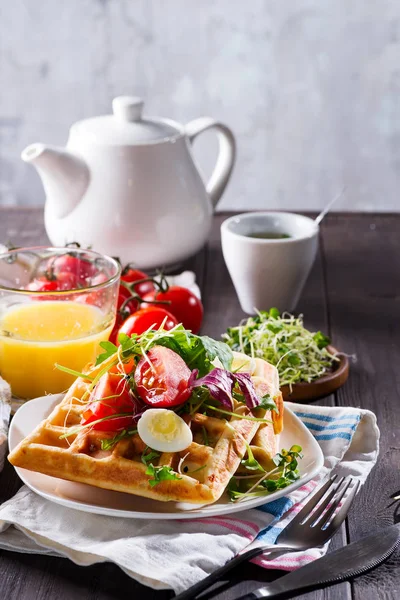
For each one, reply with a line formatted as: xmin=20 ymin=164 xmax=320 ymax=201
xmin=0 ymin=0 xmax=399 ymax=212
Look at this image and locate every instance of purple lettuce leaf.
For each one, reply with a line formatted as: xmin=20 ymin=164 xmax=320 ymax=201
xmin=189 ymin=368 xmax=262 ymax=411
xmin=233 ymin=372 xmax=261 ymax=409
xmin=189 ymin=368 xmax=235 ymax=410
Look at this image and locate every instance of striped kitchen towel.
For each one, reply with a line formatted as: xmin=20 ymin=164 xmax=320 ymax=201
xmin=251 ymin=402 xmax=379 ymax=570
xmin=0 ymin=402 xmax=379 ymax=594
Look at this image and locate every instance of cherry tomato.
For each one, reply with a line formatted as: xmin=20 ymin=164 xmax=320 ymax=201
xmin=76 ymin=272 xmax=110 ymax=306
xmin=26 ymin=277 xmax=59 ymax=293
xmin=141 ymin=286 xmax=203 ymax=333
xmin=50 ymin=253 xmax=96 ymax=285
xmin=134 ymin=346 xmax=192 ymax=407
xmin=117 ymin=307 xmax=178 ymax=341
xmin=26 ymin=274 xmax=78 ymax=300
xmin=56 ymin=271 xmax=79 ymax=290
xmin=81 ymin=372 xmax=137 ymax=432
xmin=90 ymin=272 xmax=109 ymax=287
xmin=121 ymin=267 xmax=155 ymax=298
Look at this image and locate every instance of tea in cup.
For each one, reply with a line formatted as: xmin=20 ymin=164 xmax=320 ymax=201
xmin=221 ymin=212 xmax=319 ymax=314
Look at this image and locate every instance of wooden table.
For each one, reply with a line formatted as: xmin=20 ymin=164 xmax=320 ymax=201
xmin=0 ymin=208 xmax=399 ymax=600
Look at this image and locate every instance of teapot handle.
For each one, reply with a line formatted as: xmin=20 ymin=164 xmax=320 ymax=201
xmin=185 ymin=117 xmax=236 ymax=208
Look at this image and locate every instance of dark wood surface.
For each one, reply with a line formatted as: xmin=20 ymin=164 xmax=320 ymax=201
xmin=0 ymin=208 xmax=399 ymax=600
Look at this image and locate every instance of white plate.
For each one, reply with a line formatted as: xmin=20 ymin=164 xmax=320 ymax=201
xmin=9 ymin=395 xmax=324 ymax=519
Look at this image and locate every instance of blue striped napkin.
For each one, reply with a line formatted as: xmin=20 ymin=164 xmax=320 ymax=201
xmin=252 ymin=402 xmax=379 ymax=570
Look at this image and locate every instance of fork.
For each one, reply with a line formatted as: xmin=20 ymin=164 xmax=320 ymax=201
xmin=174 ymin=475 xmax=360 ymax=600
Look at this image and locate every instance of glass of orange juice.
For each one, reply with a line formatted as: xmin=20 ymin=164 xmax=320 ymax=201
xmin=0 ymin=247 xmax=121 ymax=402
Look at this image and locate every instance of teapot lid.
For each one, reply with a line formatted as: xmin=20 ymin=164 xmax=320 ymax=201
xmin=70 ymin=96 xmax=182 ymax=145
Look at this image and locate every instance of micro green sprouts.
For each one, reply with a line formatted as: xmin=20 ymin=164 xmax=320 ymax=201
xmin=223 ymin=308 xmax=338 ymax=388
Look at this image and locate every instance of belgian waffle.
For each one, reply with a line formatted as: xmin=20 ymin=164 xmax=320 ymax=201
xmin=8 ymin=353 xmax=284 ymax=505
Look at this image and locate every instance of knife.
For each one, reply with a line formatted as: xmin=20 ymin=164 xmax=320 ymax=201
xmin=238 ymin=524 xmax=400 ymax=599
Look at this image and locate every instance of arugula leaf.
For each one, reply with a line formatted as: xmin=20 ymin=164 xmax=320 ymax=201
xmin=118 ymin=332 xmax=132 ymax=347
xmin=145 ymin=463 xmax=182 ymax=487
xmin=96 ymin=341 xmax=118 ymax=366
xmin=100 ymin=428 xmax=137 ymax=451
xmin=200 ymin=336 xmax=233 ymax=371
xmin=257 ymin=394 xmax=278 ymax=413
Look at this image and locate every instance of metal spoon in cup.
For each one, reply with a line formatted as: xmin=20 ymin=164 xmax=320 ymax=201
xmin=315 ymin=187 xmax=347 ymax=226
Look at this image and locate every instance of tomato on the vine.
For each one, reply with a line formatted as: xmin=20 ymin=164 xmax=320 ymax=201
xmin=109 ymin=312 xmax=127 ymax=345
xmin=141 ymin=286 xmax=203 ymax=333
xmin=26 ymin=277 xmax=59 ymax=292
xmin=54 ymin=271 xmax=79 ymax=290
xmin=49 ymin=253 xmax=96 ymax=285
xmin=117 ymin=284 xmax=139 ymax=313
xmin=134 ymin=346 xmax=192 ymax=407
xmin=121 ymin=267 xmax=155 ymax=298
xmin=81 ymin=372 xmax=137 ymax=432
xmin=116 ymin=307 xmax=178 ymax=341
xmin=75 ymin=272 xmax=110 ymax=306
xmin=108 ymin=286 xmax=140 ymax=344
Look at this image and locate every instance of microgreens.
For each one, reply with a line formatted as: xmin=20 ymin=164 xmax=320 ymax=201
xmin=203 ymin=404 xmax=272 ymax=423
xmin=141 ymin=447 xmax=161 ymax=465
xmin=202 ymin=426 xmax=210 ymax=446
xmin=145 ymin=464 xmax=182 ymax=487
xmin=100 ymin=428 xmax=138 ymax=451
xmin=240 ymin=443 xmax=264 ymax=472
xmin=223 ymin=308 xmax=338 ymax=388
xmin=55 ymin=364 xmax=94 ymax=381
xmin=59 ymin=412 xmax=137 ymax=439
xmin=228 ymin=445 xmax=303 ymax=502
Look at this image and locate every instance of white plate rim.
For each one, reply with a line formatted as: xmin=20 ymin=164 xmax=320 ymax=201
xmin=9 ymin=394 xmax=324 ymax=519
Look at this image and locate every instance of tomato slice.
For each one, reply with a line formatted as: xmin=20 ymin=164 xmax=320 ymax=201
xmin=117 ymin=307 xmax=178 ymax=341
xmin=141 ymin=286 xmax=203 ymax=333
xmin=134 ymin=346 xmax=192 ymax=407
xmin=121 ymin=267 xmax=155 ymax=297
xmin=81 ymin=372 xmax=137 ymax=431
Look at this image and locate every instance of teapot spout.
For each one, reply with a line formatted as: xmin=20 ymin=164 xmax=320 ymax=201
xmin=21 ymin=144 xmax=90 ymax=219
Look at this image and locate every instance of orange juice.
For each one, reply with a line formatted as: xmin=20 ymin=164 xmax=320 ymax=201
xmin=0 ymin=301 xmax=113 ymax=399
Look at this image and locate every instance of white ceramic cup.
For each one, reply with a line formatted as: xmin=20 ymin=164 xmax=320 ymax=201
xmin=221 ymin=212 xmax=319 ymax=314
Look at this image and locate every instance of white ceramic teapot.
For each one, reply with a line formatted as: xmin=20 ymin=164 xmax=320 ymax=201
xmin=21 ymin=96 xmax=236 ymax=269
